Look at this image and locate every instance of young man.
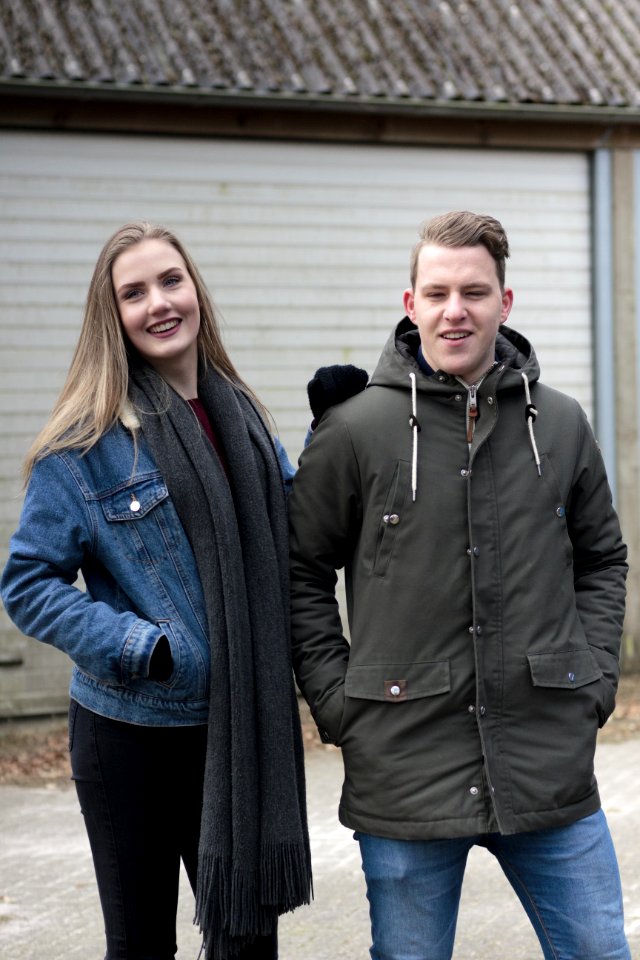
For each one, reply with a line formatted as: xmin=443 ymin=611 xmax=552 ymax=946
xmin=289 ymin=211 xmax=630 ymax=959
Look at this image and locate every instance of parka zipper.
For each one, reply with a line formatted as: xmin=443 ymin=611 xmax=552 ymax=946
xmin=467 ymin=384 xmax=478 ymax=443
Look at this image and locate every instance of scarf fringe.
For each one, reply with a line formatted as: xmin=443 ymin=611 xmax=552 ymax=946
xmin=195 ymin=843 xmax=312 ymax=958
xmin=260 ymin=839 xmax=313 ymax=911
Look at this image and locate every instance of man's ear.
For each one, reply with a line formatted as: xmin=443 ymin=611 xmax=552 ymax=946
xmin=403 ymin=287 xmax=416 ymax=320
xmin=500 ymin=287 xmax=514 ymax=324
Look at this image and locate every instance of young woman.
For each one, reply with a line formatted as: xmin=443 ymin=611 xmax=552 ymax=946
xmin=0 ymin=222 xmax=312 ymax=960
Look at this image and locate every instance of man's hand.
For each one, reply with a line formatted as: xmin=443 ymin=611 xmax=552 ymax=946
xmin=307 ymin=365 xmax=369 ymax=426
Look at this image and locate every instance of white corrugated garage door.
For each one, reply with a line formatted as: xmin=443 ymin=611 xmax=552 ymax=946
xmin=0 ymin=130 xmax=591 ymax=713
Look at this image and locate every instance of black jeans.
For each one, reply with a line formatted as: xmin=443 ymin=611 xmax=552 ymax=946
xmin=69 ymin=700 xmax=278 ymax=960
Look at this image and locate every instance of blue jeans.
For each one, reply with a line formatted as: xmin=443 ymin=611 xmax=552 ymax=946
xmin=357 ymin=811 xmax=630 ymax=960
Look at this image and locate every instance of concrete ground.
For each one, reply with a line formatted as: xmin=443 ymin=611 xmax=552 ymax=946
xmin=1 ymin=738 xmax=639 ymax=959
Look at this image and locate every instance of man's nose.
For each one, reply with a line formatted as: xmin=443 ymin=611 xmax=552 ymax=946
xmin=444 ymin=293 xmax=466 ymax=320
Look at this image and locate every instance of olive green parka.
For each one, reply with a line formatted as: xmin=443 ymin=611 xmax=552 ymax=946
xmin=289 ymin=321 xmax=627 ymax=838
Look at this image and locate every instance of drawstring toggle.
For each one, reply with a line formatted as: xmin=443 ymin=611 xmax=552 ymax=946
xmin=521 ymin=373 xmax=542 ymax=477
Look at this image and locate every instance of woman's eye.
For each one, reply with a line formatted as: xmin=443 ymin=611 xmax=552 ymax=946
xmin=164 ymin=275 xmax=180 ymax=287
xmin=123 ymin=289 xmax=141 ymax=300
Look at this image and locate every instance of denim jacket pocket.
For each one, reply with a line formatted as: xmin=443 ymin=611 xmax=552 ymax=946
xmin=151 ymin=619 xmax=181 ymax=689
xmin=99 ymin=476 xmax=173 ymax=563
xmin=121 ymin=617 xmax=208 ymax=703
xmin=100 ymin=475 xmax=168 ymax=520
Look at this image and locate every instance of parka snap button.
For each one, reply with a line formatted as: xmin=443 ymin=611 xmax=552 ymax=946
xmin=476 ymin=625 xmax=482 ymax=636
xmin=473 ymin=547 xmax=480 ymax=557
xmin=556 ymin=506 xmax=566 ymax=518
xmin=468 ymin=626 xmax=474 ymax=634
xmin=383 ymin=513 xmax=400 ymax=525
xmin=568 ymin=672 xmax=576 ymax=683
xmin=389 ymin=684 xmax=401 ymax=697
xmin=460 ymin=469 xmax=469 ymax=477
xmin=467 ymin=705 xmax=475 ymax=713
xmin=455 ymin=394 xmax=463 ymax=401
xmin=487 ymin=396 xmax=494 ymax=405
xmin=479 ymin=705 xmax=486 ymax=716
xmin=469 ymin=786 xmax=479 ymax=796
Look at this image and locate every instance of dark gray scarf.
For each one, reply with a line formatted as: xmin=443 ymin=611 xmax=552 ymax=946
xmin=128 ymin=362 xmax=312 ymax=959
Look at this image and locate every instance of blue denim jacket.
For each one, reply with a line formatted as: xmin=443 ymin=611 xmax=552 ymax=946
xmin=0 ymin=423 xmax=295 ymax=726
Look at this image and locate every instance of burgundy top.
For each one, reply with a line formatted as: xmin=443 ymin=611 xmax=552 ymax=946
xmin=188 ymin=398 xmax=229 ymax=477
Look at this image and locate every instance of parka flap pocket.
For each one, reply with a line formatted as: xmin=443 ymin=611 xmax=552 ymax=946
xmin=527 ymin=649 xmax=602 ymax=690
xmin=345 ymin=660 xmax=450 ymax=703
xmin=100 ymin=476 xmax=169 ymax=522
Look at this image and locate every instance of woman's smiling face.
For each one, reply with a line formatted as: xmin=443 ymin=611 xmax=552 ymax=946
xmin=112 ymin=237 xmax=201 ymax=380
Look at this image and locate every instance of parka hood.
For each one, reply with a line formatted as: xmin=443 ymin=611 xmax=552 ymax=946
xmin=369 ymin=317 xmax=540 ymax=393
xmin=369 ymin=318 xmax=543 ymax=501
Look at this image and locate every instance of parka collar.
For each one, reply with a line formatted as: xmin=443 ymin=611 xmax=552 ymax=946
xmin=369 ymin=317 xmax=540 ymax=393
xmin=370 ymin=318 xmax=544 ymax=500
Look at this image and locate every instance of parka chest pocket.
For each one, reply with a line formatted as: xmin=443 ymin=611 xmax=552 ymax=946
xmin=373 ymin=459 xmax=412 ymax=577
xmin=99 ymin=476 xmax=173 ymax=563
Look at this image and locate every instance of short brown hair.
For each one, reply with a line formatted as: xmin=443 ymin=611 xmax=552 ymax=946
xmin=409 ymin=211 xmax=510 ymax=289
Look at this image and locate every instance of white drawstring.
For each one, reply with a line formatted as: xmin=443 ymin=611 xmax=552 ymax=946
xmin=409 ymin=373 xmax=420 ymax=501
xmin=521 ymin=372 xmax=542 ymax=476
xmin=407 ymin=370 xmax=540 ymax=496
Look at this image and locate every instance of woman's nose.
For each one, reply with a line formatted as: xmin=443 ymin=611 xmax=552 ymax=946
xmin=148 ymin=286 xmax=170 ymax=313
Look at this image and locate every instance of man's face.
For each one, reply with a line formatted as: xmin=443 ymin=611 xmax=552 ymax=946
xmin=403 ymin=243 xmax=513 ymax=384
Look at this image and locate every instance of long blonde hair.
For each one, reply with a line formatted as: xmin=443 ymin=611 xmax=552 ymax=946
xmin=24 ymin=222 xmax=265 ymax=481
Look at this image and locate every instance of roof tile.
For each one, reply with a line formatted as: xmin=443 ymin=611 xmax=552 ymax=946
xmin=1 ymin=0 xmax=640 ymax=112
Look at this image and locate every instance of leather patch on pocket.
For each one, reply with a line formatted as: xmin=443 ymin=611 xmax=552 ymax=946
xmin=384 ymin=679 xmax=408 ymax=702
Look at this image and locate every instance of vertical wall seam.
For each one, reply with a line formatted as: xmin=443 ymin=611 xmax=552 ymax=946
xmin=635 ymin=151 xmax=640 ymax=480
xmin=592 ymin=148 xmax=617 ymax=502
